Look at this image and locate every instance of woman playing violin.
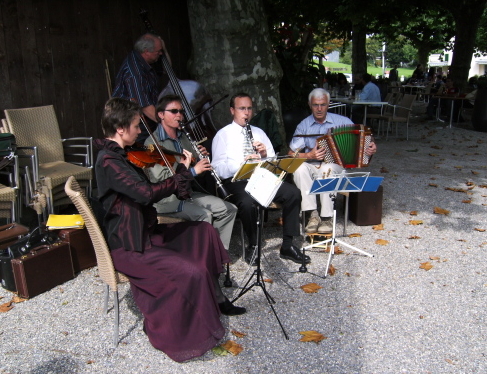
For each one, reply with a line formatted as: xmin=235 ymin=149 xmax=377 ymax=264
xmin=94 ymin=98 xmax=245 ymax=363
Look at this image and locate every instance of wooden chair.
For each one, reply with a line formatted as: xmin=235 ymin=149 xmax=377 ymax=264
xmin=5 ymin=105 xmax=93 ymax=214
xmin=64 ymin=176 xmax=128 ymax=347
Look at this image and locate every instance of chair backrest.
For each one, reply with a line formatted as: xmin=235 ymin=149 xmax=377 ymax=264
xmin=394 ymin=94 xmax=416 ymax=118
xmin=64 ymin=176 xmax=126 ymax=291
xmin=4 ymin=105 xmax=65 ymax=164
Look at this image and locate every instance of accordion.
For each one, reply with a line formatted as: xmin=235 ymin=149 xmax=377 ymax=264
xmin=316 ymin=124 xmax=373 ymax=168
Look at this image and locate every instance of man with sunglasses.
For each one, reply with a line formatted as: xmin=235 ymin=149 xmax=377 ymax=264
xmin=113 ymin=33 xmax=164 ymax=143
xmin=144 ymin=95 xmax=237 ymax=251
xmin=211 ymin=93 xmax=308 ymax=266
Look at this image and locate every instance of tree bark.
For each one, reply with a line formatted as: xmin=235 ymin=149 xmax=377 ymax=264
xmin=186 ymin=0 xmax=284 ymax=144
xmin=351 ymin=22 xmax=367 ymax=77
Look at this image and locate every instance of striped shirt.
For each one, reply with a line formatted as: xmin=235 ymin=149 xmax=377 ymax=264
xmin=112 ymin=50 xmax=159 ymax=108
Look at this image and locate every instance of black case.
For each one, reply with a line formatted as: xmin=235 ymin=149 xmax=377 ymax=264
xmin=348 ymin=186 xmax=383 ymax=226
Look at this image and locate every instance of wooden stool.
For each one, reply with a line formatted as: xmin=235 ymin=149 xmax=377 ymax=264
xmin=305 ymin=232 xmax=333 ymax=250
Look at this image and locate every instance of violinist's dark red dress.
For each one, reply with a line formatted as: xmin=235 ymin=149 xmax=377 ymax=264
xmin=94 ymin=139 xmax=229 ymax=362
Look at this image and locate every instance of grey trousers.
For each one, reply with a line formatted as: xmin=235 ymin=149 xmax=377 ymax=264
xmin=160 ymin=191 xmax=237 ymax=250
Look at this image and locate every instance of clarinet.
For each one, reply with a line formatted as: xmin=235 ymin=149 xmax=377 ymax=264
xmin=179 ymin=121 xmax=232 ymax=201
xmin=244 ymin=119 xmax=258 ymax=153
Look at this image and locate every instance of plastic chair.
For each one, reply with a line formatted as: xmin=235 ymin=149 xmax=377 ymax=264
xmin=5 ymin=105 xmax=93 ymax=214
xmin=379 ymin=94 xmax=417 ymax=140
xmin=64 ymin=176 xmax=128 ymax=347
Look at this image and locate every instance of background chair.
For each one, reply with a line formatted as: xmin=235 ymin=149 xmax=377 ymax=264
xmin=64 ymin=176 xmax=129 ymax=347
xmin=0 ymin=154 xmax=20 ymax=223
xmin=366 ymin=92 xmax=401 ymax=136
xmin=5 ymin=105 xmax=93 ymax=214
xmin=379 ymin=94 xmax=417 ymax=140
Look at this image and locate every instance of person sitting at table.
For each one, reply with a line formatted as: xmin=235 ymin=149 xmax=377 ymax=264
xmin=351 ymin=73 xmax=382 ymax=125
xmin=336 ymin=73 xmax=351 ymax=96
xmin=288 ymin=88 xmax=377 ymax=234
xmin=426 ymin=77 xmax=459 ymax=121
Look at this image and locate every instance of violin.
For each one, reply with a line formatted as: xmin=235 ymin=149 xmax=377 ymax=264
xmin=126 ymin=143 xmax=182 ymax=169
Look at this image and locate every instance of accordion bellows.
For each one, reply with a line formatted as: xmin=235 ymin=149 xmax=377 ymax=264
xmin=317 ymin=124 xmax=373 ymax=168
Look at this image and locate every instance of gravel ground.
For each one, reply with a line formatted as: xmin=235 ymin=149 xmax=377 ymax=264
xmin=0 ymin=102 xmax=489 ymax=373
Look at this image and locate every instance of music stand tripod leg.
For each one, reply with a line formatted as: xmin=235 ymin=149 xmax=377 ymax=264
xmin=230 ymin=204 xmax=289 ymax=339
xmin=322 ymin=192 xmax=374 ymax=277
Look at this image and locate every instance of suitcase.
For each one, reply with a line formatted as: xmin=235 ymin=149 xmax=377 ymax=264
xmin=348 ymin=185 xmax=383 ymax=226
xmin=11 ymin=242 xmax=75 ymax=299
xmin=1 ymin=227 xmax=59 ymax=291
xmin=0 ymin=223 xmax=29 ymax=250
xmin=57 ymin=228 xmax=96 ymax=273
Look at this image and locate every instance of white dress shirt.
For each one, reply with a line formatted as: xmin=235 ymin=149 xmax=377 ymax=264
xmin=211 ymin=121 xmax=275 ymax=180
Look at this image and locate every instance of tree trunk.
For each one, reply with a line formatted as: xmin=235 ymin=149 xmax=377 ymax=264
xmin=441 ymin=0 xmax=486 ymax=91
xmin=186 ymin=0 xmax=284 ymax=144
xmin=351 ymin=22 xmax=367 ymax=77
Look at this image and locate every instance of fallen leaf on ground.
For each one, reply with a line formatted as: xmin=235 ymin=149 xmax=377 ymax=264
xmin=372 ymin=224 xmax=384 ymax=230
xmin=334 ymin=246 xmax=343 ymax=254
xmin=420 ymin=262 xmax=433 ymax=271
xmin=212 ymin=346 xmax=230 ymax=356
xmin=429 ymin=256 xmax=440 ymax=261
xmin=434 ymin=207 xmax=450 ymax=215
xmin=408 ymin=235 xmax=421 ymax=239
xmin=429 ymin=183 xmax=438 ymax=187
xmin=410 ymin=211 xmax=418 ymax=215
xmin=0 ymin=302 xmax=13 ymax=313
xmin=462 ymin=199 xmax=472 ymax=204
xmin=474 ymin=228 xmax=486 ymax=232
xmin=445 ymin=187 xmax=467 ymax=193
xmin=11 ymin=296 xmax=27 ymax=303
xmin=409 ymin=220 xmax=423 ymax=225
xmin=375 ymin=239 xmax=389 ymax=245
xmin=300 ymin=283 xmax=323 ymax=293
xmin=327 ymin=265 xmax=336 ymax=276
xmin=231 ymin=330 xmax=247 ymax=338
xmin=348 ymin=233 xmax=362 ymax=237
xmin=299 ymin=330 xmax=327 ymax=343
xmin=221 ymin=340 xmax=243 ymax=355
xmin=263 ymin=278 xmax=273 ymax=283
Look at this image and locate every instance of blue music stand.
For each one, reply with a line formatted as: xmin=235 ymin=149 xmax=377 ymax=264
xmin=304 ymin=171 xmax=384 ymax=277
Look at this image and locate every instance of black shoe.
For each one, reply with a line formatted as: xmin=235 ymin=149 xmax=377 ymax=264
xmin=279 ymin=245 xmax=311 ymax=264
xmin=218 ymin=298 xmax=246 ymax=316
xmin=244 ymin=245 xmax=257 ymax=266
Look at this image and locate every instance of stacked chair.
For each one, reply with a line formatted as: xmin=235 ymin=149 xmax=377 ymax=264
xmin=4 ymin=105 xmax=94 ymax=215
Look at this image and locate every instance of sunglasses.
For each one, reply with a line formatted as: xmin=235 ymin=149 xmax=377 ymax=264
xmin=163 ymin=109 xmax=185 ymax=115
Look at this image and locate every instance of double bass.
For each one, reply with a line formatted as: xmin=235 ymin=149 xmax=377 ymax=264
xmin=139 ymin=9 xmax=218 ymax=143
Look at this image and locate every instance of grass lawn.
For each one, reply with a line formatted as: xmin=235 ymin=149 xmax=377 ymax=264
xmin=322 ymin=61 xmax=414 ymax=81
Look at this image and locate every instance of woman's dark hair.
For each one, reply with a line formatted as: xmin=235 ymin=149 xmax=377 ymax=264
xmin=337 ymin=73 xmax=347 ymax=84
xmin=101 ymin=98 xmax=141 ymax=137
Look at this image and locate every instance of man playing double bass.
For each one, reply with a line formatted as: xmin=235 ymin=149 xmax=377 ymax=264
xmin=112 ymin=33 xmax=165 ymax=143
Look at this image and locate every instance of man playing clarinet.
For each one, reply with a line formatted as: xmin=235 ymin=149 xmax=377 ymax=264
xmin=289 ymin=88 xmax=377 ymax=235
xmin=211 ymin=92 xmax=308 ymax=266
xmin=145 ymin=95 xmax=237 ymax=251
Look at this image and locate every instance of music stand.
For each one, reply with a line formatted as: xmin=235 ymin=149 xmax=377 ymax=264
xmin=231 ymin=157 xmax=305 ymax=339
xmin=302 ymin=171 xmax=383 ymax=278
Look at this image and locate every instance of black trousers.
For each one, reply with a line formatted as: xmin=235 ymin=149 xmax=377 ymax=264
xmin=224 ymin=180 xmax=301 ymax=246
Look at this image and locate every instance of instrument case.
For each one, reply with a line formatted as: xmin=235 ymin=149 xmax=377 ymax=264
xmin=57 ymin=228 xmax=96 ymax=273
xmin=11 ymin=242 xmax=75 ymax=299
xmin=348 ymin=185 xmax=383 ymax=226
xmin=0 ymin=223 xmax=29 ymax=250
